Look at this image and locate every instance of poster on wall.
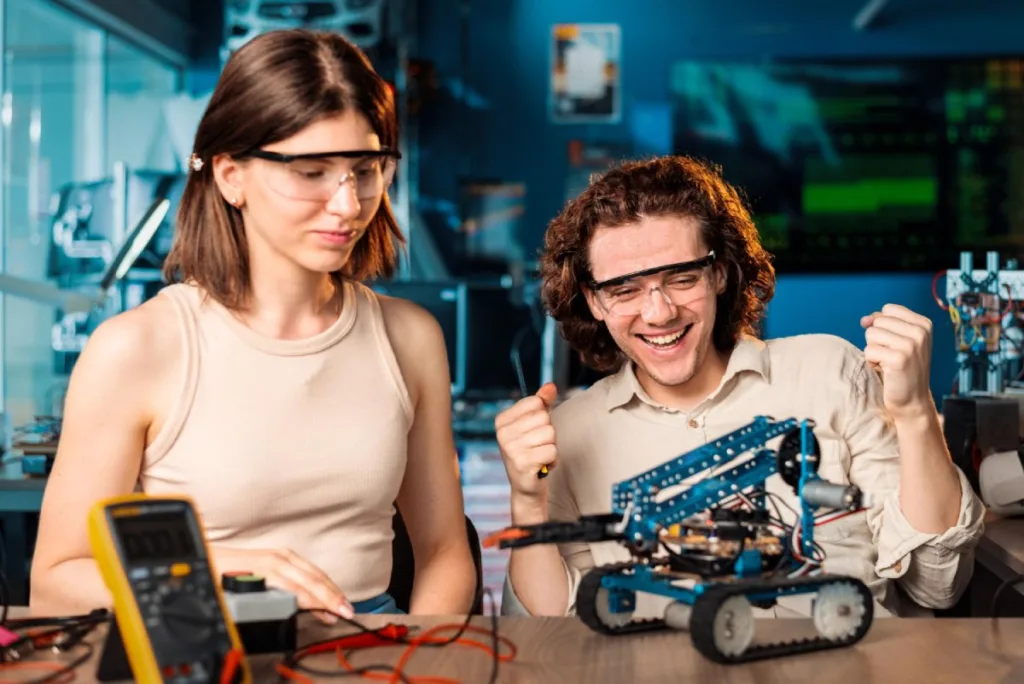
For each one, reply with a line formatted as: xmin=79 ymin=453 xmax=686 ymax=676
xmin=550 ymin=23 xmax=621 ymax=124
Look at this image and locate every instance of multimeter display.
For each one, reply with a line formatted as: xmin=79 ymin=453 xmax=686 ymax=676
xmin=114 ymin=513 xmax=199 ymax=562
xmin=89 ymin=495 xmax=250 ymax=683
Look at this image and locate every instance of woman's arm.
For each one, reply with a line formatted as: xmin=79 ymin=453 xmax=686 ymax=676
xmin=30 ymin=300 xmax=176 ymax=615
xmin=380 ymin=296 xmax=477 ymax=615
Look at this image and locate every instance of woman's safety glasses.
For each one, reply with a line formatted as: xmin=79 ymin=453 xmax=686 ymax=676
xmin=242 ymin=148 xmax=401 ymax=202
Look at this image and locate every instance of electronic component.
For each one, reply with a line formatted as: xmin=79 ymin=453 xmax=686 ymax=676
xmin=88 ymin=494 xmax=251 ymax=683
xmin=221 ymin=573 xmax=298 ymax=654
xmin=944 ymin=251 xmax=1024 ymax=395
xmin=486 ymin=416 xmax=874 ymax=664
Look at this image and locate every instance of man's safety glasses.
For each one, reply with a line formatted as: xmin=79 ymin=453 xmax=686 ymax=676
xmin=588 ymin=252 xmax=716 ymax=316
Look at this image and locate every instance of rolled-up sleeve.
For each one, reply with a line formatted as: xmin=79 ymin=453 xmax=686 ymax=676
xmin=843 ymin=359 xmax=986 ymax=610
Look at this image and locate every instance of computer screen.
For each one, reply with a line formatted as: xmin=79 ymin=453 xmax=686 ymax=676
xmin=370 ymin=279 xmax=544 ymax=400
xmin=670 ymin=57 xmax=1024 ymax=272
xmin=461 ymin=283 xmax=542 ymax=399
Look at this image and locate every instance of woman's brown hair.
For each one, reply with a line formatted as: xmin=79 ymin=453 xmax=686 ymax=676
xmin=163 ymin=29 xmax=403 ymax=309
xmin=540 ymin=155 xmax=775 ymax=373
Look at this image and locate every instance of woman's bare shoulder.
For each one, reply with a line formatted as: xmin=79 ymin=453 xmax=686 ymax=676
xmin=79 ymin=291 xmax=181 ymax=380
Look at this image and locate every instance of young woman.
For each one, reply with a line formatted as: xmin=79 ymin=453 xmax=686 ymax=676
xmin=30 ymin=29 xmax=477 ymax=619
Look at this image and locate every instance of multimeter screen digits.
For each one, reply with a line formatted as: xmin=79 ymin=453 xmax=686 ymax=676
xmin=113 ymin=511 xmax=201 ymax=563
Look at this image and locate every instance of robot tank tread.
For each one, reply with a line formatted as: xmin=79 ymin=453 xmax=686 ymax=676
xmin=576 ymin=563 xmax=874 ymax=664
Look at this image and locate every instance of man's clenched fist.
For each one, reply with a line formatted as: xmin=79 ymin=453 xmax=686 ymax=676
xmin=495 ymin=383 xmax=559 ymax=503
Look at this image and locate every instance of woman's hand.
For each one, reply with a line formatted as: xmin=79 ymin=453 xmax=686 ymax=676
xmin=211 ymin=546 xmax=354 ymax=623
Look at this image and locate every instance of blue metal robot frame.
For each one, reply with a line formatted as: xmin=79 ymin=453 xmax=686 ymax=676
xmin=601 ymin=416 xmax=824 ymax=613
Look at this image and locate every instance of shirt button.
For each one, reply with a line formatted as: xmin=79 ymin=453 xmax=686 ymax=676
xmin=892 ymin=560 xmax=902 ymax=573
xmin=688 ymin=418 xmax=699 ymax=428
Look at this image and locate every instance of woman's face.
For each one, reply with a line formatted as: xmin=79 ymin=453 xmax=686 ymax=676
xmin=213 ymin=109 xmax=390 ymax=276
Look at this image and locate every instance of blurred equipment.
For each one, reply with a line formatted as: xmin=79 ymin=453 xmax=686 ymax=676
xmin=223 ymin=0 xmax=387 ymax=57
xmin=940 ymin=252 xmax=1024 ymax=515
xmin=0 ymin=184 xmax=171 ymax=315
xmin=42 ymin=170 xmax=182 ymax=370
xmin=12 ymin=415 xmax=61 ymax=477
xmin=221 ymin=575 xmax=298 ymax=655
xmin=670 ymin=57 xmax=1024 ymax=273
xmin=458 ymin=181 xmax=526 ymax=276
xmin=88 ymin=494 xmax=251 ymax=682
xmin=943 ymin=251 xmax=1024 ymax=395
xmin=942 ymin=394 xmax=1024 ymax=515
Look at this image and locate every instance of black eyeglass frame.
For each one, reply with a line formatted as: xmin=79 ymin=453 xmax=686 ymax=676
xmin=588 ymin=251 xmax=717 ymax=290
xmin=239 ymin=148 xmax=403 ymax=163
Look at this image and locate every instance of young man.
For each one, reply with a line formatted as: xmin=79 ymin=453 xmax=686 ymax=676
xmin=496 ymin=156 xmax=984 ymax=619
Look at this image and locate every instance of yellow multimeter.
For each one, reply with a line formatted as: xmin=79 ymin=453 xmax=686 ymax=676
xmin=88 ymin=494 xmax=251 ymax=684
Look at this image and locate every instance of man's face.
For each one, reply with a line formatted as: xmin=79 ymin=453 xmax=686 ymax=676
xmin=584 ymin=215 xmax=724 ymax=390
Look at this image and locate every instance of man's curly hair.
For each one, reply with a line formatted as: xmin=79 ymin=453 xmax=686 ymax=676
xmin=540 ymin=155 xmax=775 ymax=373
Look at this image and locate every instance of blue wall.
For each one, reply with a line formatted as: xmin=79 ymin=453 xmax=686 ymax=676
xmin=416 ymin=0 xmax=1024 ymax=401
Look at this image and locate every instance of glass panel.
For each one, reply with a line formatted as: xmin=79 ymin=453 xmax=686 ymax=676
xmin=105 ymin=34 xmax=180 ymax=171
xmin=2 ymin=0 xmax=106 ymax=426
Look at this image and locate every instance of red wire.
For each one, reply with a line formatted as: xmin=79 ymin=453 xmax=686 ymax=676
xmin=220 ymin=648 xmax=243 ymax=684
xmin=276 ymin=622 xmax=518 ymax=684
xmin=932 ymin=270 xmax=948 ymax=310
xmin=387 ymin=624 xmax=518 ymax=684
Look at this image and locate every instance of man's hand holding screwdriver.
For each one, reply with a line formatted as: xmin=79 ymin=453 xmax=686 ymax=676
xmin=495 ymin=382 xmax=559 ymax=525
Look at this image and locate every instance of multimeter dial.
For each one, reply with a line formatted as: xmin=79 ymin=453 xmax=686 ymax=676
xmin=159 ymin=591 xmax=218 ymax=644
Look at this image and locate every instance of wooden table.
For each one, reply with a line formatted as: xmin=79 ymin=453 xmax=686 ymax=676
xmin=5 ymin=609 xmax=1024 ymax=683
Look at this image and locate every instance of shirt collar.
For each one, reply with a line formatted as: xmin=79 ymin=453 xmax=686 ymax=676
xmin=604 ymin=335 xmax=771 ymax=412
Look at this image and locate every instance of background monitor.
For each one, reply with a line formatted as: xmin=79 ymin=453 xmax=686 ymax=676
xmin=670 ymin=56 xmax=1024 ymax=273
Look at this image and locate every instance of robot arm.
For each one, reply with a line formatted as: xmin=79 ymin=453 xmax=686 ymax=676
xmin=485 ymin=416 xmax=867 ymax=554
xmin=614 ymin=417 xmax=800 ymax=543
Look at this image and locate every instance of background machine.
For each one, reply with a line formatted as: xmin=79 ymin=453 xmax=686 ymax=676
xmin=941 ymin=251 xmax=1024 ymax=516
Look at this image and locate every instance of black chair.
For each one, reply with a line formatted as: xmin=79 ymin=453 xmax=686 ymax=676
xmin=388 ymin=509 xmax=485 ymax=615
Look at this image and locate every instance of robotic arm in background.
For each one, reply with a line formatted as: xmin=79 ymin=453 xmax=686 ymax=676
xmin=486 ymin=416 xmax=876 ymax=665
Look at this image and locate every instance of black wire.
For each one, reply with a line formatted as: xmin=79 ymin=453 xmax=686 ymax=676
xmin=750 ymin=489 xmax=830 ymax=570
xmin=281 ymin=588 xmax=502 ymax=683
xmin=509 ymin=324 xmax=533 ymax=397
xmin=991 ymin=573 xmax=1024 ymax=619
xmin=3 ymin=608 xmax=111 ymax=630
xmin=20 ymin=641 xmax=96 ymax=684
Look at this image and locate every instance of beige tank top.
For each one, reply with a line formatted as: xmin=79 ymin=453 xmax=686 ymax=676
xmin=140 ymin=280 xmax=413 ymax=602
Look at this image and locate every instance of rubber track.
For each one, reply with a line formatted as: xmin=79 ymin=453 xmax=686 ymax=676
xmin=577 ymin=564 xmax=874 ymax=664
xmin=688 ymin=574 xmax=874 ymax=664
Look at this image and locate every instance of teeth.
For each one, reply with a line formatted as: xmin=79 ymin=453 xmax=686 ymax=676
xmin=643 ymin=330 xmax=685 ymax=345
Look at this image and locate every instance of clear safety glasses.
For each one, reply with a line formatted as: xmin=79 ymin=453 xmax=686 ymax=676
xmin=588 ymin=251 xmax=716 ymax=316
xmin=242 ymin=148 xmax=401 ymax=202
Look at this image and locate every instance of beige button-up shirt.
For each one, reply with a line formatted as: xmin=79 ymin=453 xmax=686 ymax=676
xmin=504 ymin=334 xmax=985 ymax=618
